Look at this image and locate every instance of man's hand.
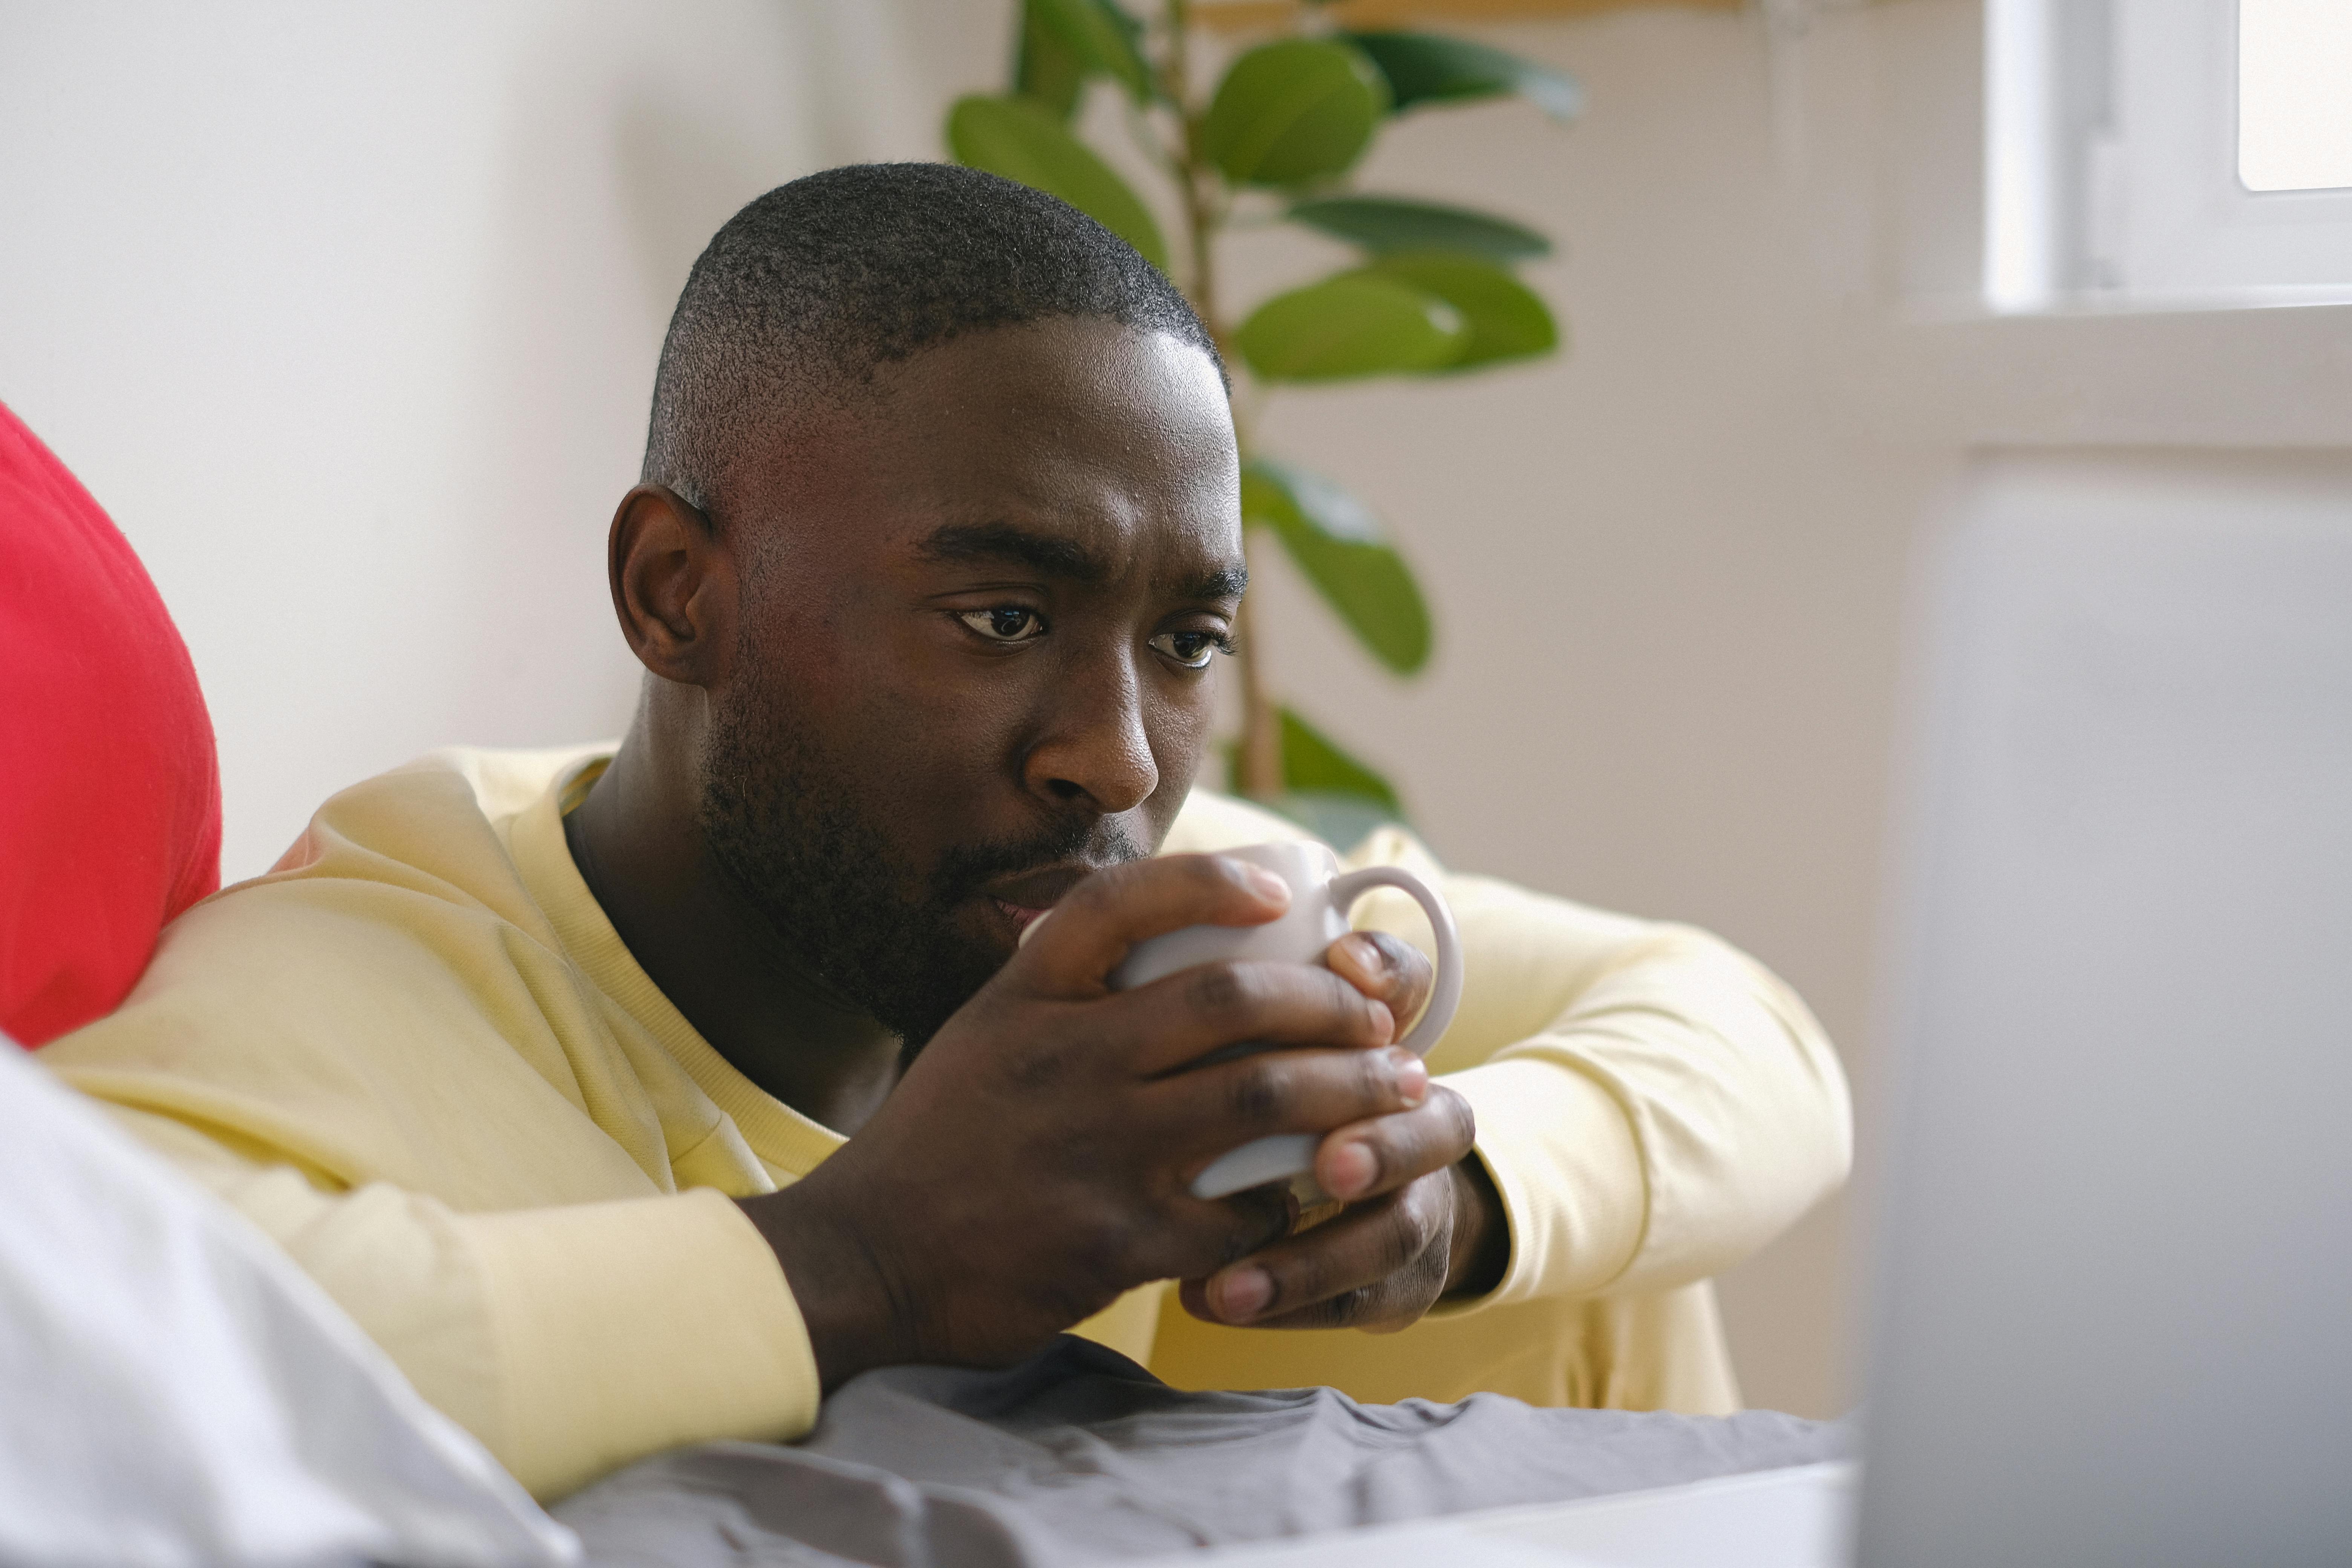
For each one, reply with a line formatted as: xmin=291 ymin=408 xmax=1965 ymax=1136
xmin=735 ymin=854 xmax=1435 ymax=1388
xmin=1178 ymin=930 xmax=1510 ymax=1334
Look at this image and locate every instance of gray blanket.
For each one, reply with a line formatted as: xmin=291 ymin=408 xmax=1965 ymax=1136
xmin=555 ymin=1336 xmax=1844 ymax=1567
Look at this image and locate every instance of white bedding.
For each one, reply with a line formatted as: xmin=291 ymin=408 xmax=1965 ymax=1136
xmin=0 ymin=1035 xmax=577 ymax=1568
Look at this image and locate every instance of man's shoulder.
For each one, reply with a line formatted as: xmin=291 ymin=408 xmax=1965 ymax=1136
xmin=403 ymin=742 xmax=616 ymax=828
xmin=263 ymin=742 xmax=612 ymax=883
xmin=51 ymin=743 xmax=617 ymax=1060
xmin=44 ymin=742 xmax=642 ymax=1196
xmin=220 ymin=742 xmax=609 ymax=923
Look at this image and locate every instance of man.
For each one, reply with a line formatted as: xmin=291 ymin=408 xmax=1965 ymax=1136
xmin=47 ymin=165 xmax=1850 ymax=1502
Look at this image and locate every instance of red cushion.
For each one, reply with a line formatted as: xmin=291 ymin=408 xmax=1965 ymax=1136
xmin=0 ymin=403 xmax=220 ymax=1047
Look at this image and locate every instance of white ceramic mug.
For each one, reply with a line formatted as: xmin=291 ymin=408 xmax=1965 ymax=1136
xmin=1104 ymin=841 xmax=1464 ymax=1200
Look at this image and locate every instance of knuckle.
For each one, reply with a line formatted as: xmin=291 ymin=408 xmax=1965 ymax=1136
xmin=1443 ymin=1087 xmax=1477 ymax=1148
xmin=1181 ymin=854 xmax=1236 ymax=896
xmin=1321 ymin=1284 xmax=1377 ymax=1326
xmin=1185 ymin=962 xmax=1248 ymax=1023
xmin=1404 ymin=1189 xmax=1446 ymax=1254
xmin=1226 ymin=1060 xmax=1289 ymax=1128
xmin=1380 ymin=1211 xmax=1426 ymax=1277
xmin=1005 ymin=1042 xmax=1069 ymax=1094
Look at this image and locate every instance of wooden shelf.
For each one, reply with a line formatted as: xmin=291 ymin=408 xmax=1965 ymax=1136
xmin=1193 ymin=0 xmax=1744 ymax=30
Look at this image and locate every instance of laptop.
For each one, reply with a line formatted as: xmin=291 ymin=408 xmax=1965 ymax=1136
xmin=1182 ymin=449 xmax=2352 ymax=1567
xmin=1857 ymin=449 xmax=2352 ymax=1565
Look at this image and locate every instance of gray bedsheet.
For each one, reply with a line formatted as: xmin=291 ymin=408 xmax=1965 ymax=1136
xmin=554 ymin=1335 xmax=1845 ymax=1567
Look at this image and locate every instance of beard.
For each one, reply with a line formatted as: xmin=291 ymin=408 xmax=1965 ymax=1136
xmin=699 ymin=678 xmax=1144 ymax=1055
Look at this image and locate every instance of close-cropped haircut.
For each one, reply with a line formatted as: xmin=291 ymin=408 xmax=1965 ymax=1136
xmin=642 ymin=162 xmax=1220 ymax=518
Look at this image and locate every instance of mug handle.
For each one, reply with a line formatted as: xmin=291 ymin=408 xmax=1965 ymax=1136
xmin=1188 ymin=865 xmax=1465 ymax=1201
xmin=1326 ymin=864 xmax=1464 ymax=1059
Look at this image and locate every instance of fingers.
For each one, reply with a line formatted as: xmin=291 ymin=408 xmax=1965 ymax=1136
xmin=1181 ymin=1172 xmax=1458 ymax=1332
xmin=1013 ymin=855 xmax=1289 ymax=994
xmin=1323 ymin=932 xmax=1434 ymax=1044
xmin=1119 ymin=957 xmax=1397 ymax=1078
xmin=1141 ymin=1043 xmax=1430 ymax=1164
xmin=1115 ymin=1180 xmax=1298 ymax=1292
xmin=1313 ymin=1084 xmax=1476 ymax=1205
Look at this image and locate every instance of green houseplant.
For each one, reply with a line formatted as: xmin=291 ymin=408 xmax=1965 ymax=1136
xmin=945 ymin=0 xmax=1576 ymax=837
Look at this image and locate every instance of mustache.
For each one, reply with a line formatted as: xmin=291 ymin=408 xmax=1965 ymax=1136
xmin=931 ymin=813 xmax=1150 ymax=903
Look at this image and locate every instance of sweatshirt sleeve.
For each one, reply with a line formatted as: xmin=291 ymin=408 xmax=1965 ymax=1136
xmin=1334 ymin=825 xmax=1854 ymax=1309
xmin=89 ymin=1107 xmax=819 ymax=1501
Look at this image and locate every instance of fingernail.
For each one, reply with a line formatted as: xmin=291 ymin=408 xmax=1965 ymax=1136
xmin=1345 ymin=933 xmax=1391 ymax=980
xmin=1241 ymin=864 xmax=1291 ymax=904
xmin=1325 ymin=1141 xmax=1377 ymax=1200
xmin=1367 ymin=1000 xmax=1395 ymax=1042
xmin=1391 ymin=1050 xmax=1429 ymax=1106
xmin=1216 ymin=1265 xmax=1272 ymax=1322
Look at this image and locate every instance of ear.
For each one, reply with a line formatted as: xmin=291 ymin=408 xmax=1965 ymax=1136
xmin=606 ymin=484 xmax=735 ymax=687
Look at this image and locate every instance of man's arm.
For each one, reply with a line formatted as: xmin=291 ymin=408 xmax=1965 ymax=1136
xmin=49 ymin=831 xmax=1438 ymax=1498
xmin=61 ymin=1103 xmax=820 ymax=1501
xmin=1403 ymin=852 xmax=1850 ymax=1309
xmin=1162 ymin=799 xmax=1853 ymax=1326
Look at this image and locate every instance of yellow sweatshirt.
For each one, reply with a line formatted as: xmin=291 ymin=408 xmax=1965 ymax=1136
xmin=43 ymin=746 xmax=1849 ymax=1501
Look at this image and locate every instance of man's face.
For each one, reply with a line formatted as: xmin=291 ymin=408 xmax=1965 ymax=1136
xmin=698 ymin=317 xmax=1243 ymax=1048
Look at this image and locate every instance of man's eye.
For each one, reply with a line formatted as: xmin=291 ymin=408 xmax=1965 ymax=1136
xmin=958 ymin=608 xmax=1046 ymax=645
xmin=1149 ymin=629 xmax=1231 ymax=670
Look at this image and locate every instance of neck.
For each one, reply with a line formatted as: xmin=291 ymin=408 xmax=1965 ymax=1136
xmin=563 ymin=719 xmax=903 ymax=1136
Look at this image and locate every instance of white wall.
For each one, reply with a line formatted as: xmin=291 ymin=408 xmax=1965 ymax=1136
xmin=0 ymin=0 xmax=979 ymax=879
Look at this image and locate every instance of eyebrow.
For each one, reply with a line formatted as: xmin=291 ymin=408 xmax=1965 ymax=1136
xmin=918 ymin=521 xmax=1109 ymax=583
xmin=1187 ymin=563 xmax=1250 ymax=601
xmin=915 ymin=521 xmax=1248 ymax=602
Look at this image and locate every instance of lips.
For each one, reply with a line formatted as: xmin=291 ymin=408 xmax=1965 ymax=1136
xmin=983 ymin=862 xmax=1097 ymax=933
xmin=991 ymin=898 xmax=1051 ymax=934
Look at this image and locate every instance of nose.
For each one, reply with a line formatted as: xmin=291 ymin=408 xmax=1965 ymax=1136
xmin=1024 ymin=655 xmax=1159 ymax=815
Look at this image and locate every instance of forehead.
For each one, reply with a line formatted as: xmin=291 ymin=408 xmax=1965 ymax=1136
xmin=749 ymin=317 xmax=1241 ymax=582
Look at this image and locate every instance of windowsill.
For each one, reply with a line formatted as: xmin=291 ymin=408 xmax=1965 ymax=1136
xmin=1826 ymin=300 xmax=2352 ymax=450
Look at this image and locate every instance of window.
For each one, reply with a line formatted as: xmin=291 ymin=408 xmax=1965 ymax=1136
xmin=1986 ymin=0 xmax=2352 ymax=311
xmin=2239 ymin=0 xmax=2352 ymax=193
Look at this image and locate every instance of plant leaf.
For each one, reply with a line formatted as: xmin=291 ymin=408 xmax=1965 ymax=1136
xmin=1343 ymin=31 xmax=1585 ymax=122
xmin=947 ymin=95 xmax=1169 ymax=271
xmin=1026 ymin=0 xmax=1151 ymax=103
xmin=1013 ymin=2 xmax=1088 ymax=117
xmin=1268 ymin=790 xmax=1403 ymax=851
xmin=1234 ymin=273 xmax=1464 ymax=381
xmin=1243 ymin=458 xmax=1432 ymax=673
xmin=1362 ymin=251 xmax=1558 ymax=368
xmin=1278 ymin=707 xmax=1403 ymax=812
xmin=1200 ymin=38 xmax=1389 ymax=187
xmin=1288 ymin=194 xmax=1551 ymax=263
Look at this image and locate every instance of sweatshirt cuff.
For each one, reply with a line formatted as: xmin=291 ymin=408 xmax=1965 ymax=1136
xmin=1426 ymin=1057 xmax=1647 ymax=1315
xmin=456 ymin=1187 xmax=819 ymax=1499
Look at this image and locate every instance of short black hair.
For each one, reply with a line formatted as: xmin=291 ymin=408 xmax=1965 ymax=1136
xmin=642 ymin=162 xmax=1220 ymax=516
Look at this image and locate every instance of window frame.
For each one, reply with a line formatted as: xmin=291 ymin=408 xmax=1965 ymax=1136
xmin=1986 ymin=0 xmax=2352 ymax=312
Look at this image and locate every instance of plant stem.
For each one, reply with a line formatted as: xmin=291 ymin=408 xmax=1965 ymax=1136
xmin=1162 ymin=0 xmax=1283 ymax=800
xmin=1231 ymin=553 xmax=1283 ymax=797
